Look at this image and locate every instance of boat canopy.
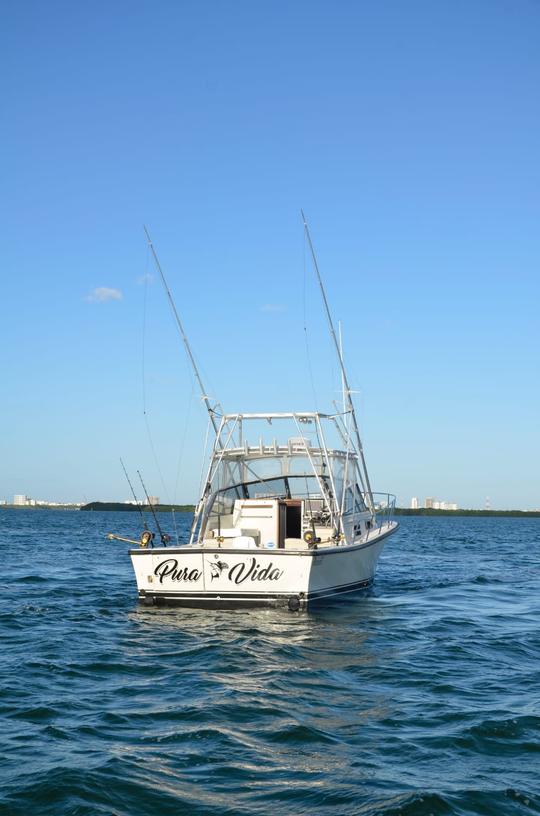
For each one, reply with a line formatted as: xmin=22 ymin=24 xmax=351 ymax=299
xmin=190 ymin=411 xmax=370 ymax=544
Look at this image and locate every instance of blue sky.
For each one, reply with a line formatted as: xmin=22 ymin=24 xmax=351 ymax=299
xmin=1 ymin=0 xmax=538 ymax=509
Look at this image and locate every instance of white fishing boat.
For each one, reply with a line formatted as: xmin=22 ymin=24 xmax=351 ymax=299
xmin=110 ymin=216 xmax=398 ymax=610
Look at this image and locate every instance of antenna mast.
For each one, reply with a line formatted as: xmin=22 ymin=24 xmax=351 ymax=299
xmin=143 ymin=226 xmax=221 ymax=436
xmin=301 ymin=210 xmax=375 ymax=512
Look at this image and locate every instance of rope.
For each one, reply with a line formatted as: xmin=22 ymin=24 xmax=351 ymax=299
xmin=173 ymin=376 xmax=196 ymax=504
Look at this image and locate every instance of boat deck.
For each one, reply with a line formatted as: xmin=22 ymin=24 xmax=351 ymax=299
xmin=188 ymin=519 xmax=397 ymax=554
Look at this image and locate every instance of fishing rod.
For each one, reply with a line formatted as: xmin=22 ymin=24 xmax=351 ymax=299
xmin=120 ymin=457 xmax=148 ymax=530
xmin=301 ymin=210 xmax=375 ymax=512
xmin=137 ymin=470 xmax=171 ymax=546
xmin=171 ymin=508 xmax=180 ymax=547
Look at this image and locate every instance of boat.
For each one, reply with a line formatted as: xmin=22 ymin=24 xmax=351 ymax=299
xmin=109 ymin=216 xmax=398 ymax=610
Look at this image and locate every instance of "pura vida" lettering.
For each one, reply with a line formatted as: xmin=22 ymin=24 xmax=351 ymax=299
xmin=228 ymin=557 xmax=284 ymax=585
xmin=153 ymin=557 xmax=284 ymax=585
xmin=154 ymin=559 xmax=202 ymax=584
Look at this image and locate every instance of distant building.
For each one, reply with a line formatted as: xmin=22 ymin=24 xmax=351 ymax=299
xmin=147 ymin=496 xmax=160 ymax=506
xmin=424 ymin=497 xmax=458 ymax=511
xmin=10 ymin=496 xmax=84 ymax=508
xmin=411 ymin=497 xmax=419 ymax=509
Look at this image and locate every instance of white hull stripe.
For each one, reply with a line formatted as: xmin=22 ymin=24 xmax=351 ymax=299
xmin=139 ymin=576 xmax=373 ymax=605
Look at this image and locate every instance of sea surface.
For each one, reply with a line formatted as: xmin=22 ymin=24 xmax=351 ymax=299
xmin=0 ymin=510 xmax=539 ymax=816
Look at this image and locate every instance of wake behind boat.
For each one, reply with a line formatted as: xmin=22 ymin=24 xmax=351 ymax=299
xmin=109 ymin=216 xmax=398 ymax=610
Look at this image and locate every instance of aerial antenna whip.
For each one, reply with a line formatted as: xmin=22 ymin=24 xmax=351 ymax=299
xmin=301 ymin=210 xmax=374 ymax=511
xmin=143 ymin=225 xmax=222 ymax=436
xmin=338 ymin=321 xmax=347 ymax=416
xmin=120 ymin=457 xmax=148 ymax=531
xmin=137 ymin=470 xmax=171 ymax=546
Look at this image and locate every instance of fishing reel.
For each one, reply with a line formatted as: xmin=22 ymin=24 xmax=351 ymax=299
xmin=140 ymin=530 xmax=155 ymax=548
xmin=303 ymin=530 xmax=321 ymax=548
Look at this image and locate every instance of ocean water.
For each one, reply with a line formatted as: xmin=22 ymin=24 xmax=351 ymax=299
xmin=1 ymin=510 xmax=539 ymax=816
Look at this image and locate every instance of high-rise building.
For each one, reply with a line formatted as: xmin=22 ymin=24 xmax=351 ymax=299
xmin=411 ymin=497 xmax=418 ymax=509
xmin=147 ymin=496 xmax=160 ymax=506
xmin=425 ymin=497 xmax=434 ymax=509
xmin=13 ymin=494 xmax=28 ymax=506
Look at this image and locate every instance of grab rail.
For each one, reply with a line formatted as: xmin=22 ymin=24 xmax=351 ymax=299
xmin=368 ymin=492 xmax=396 ymax=534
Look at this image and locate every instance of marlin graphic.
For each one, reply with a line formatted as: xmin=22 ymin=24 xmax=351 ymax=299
xmin=209 ymin=560 xmax=229 ymax=581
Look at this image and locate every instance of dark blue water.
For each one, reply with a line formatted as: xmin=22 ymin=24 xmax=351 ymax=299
xmin=1 ymin=510 xmax=539 ymax=815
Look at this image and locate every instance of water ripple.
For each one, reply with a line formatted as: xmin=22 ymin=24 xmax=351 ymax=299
xmin=0 ymin=510 xmax=539 ymax=815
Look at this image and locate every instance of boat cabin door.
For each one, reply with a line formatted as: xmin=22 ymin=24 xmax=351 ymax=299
xmin=278 ymin=500 xmax=302 ymax=547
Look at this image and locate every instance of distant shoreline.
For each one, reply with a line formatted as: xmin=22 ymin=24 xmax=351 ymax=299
xmin=394 ymin=508 xmax=540 ymax=518
xmin=79 ymin=502 xmax=196 ymax=512
xmin=0 ymin=502 xmax=196 ymax=512
xmin=1 ymin=505 xmax=81 ymax=511
xmin=2 ymin=504 xmax=538 ymax=518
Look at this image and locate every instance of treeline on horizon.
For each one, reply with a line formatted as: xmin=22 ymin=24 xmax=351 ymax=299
xmin=80 ymin=502 xmax=195 ymax=512
xmin=394 ymin=507 xmax=540 ymax=518
xmin=76 ymin=502 xmax=540 ymax=518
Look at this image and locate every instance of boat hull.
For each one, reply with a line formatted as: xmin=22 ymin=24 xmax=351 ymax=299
xmin=130 ymin=522 xmax=398 ymax=610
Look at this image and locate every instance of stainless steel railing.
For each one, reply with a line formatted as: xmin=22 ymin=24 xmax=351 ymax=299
xmin=368 ymin=492 xmax=396 ymax=533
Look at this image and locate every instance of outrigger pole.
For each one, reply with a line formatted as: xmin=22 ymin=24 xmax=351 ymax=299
xmin=143 ymin=226 xmax=230 ymax=544
xmin=301 ymin=211 xmax=375 ymax=513
xmin=143 ymin=226 xmax=222 ymax=437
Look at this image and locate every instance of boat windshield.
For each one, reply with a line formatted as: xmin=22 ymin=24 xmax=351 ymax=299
xmin=203 ymin=474 xmax=367 ymax=537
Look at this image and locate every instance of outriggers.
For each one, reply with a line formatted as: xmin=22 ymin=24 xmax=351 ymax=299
xmin=118 ymin=217 xmax=398 ymax=610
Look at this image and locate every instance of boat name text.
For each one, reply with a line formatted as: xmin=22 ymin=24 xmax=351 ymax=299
xmin=153 ymin=557 xmax=284 ymax=585
xmin=228 ymin=557 xmax=284 ymax=585
xmin=154 ymin=559 xmax=202 ymax=584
